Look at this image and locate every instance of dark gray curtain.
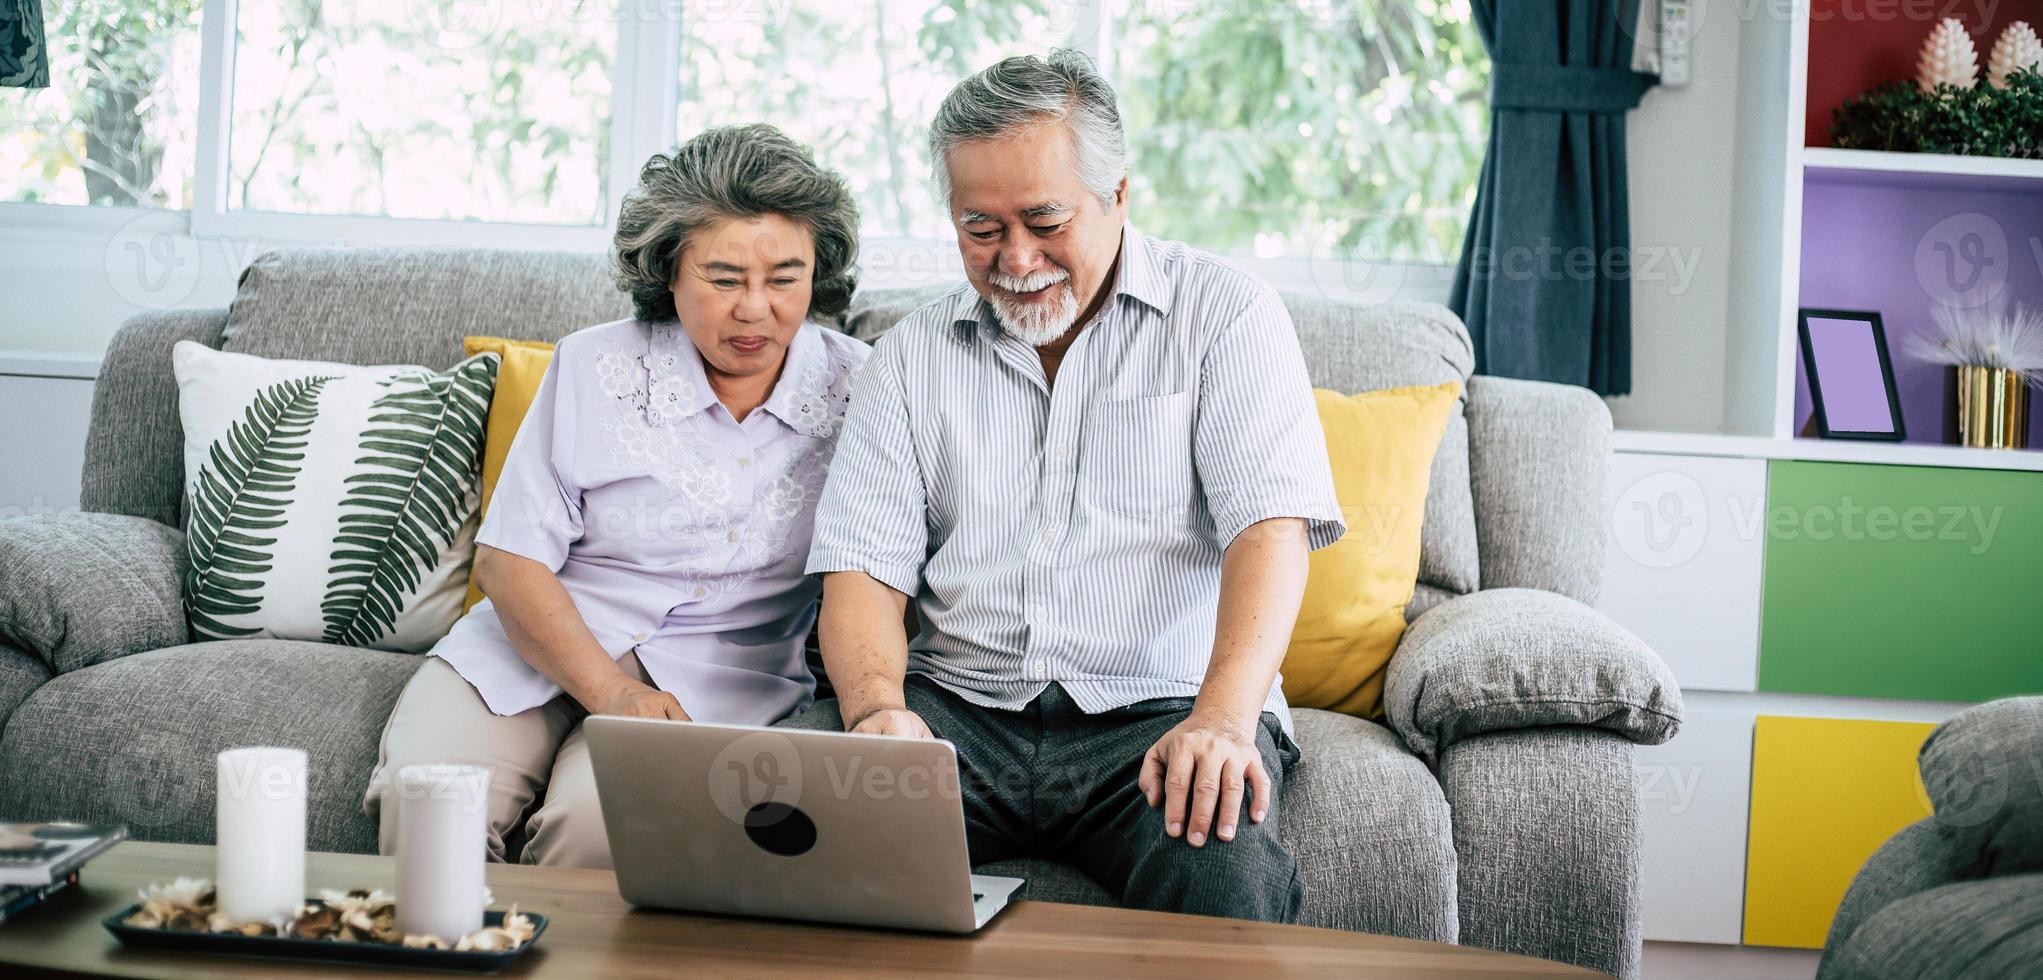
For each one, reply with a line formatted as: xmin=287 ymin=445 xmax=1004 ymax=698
xmin=1450 ymin=0 xmax=1656 ymax=395
xmin=0 ymin=0 xmax=47 ymax=88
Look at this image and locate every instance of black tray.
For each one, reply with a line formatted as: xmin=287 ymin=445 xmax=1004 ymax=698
xmin=102 ymin=904 xmax=547 ymax=973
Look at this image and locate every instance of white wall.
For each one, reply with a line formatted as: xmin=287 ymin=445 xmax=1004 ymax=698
xmin=0 ymin=208 xmax=248 ymax=356
xmin=1613 ymin=0 xmax=1748 ymax=434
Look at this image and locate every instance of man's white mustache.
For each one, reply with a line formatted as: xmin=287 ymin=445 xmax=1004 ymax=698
xmin=988 ymin=268 xmax=1071 ymax=294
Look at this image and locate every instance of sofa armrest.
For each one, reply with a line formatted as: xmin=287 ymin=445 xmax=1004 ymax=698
xmin=82 ymin=307 xmax=228 ymax=528
xmin=1441 ymin=727 xmax=1643 ymax=978
xmin=0 ymin=514 xmax=188 ymax=674
xmin=1816 ymin=820 xmax=1967 ymax=978
xmin=1384 ymin=588 xmax=1683 ymax=766
xmin=0 ymin=640 xmax=52 ymax=735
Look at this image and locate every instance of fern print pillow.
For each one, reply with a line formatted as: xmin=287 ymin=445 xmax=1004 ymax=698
xmin=171 ymin=341 xmax=500 ymax=652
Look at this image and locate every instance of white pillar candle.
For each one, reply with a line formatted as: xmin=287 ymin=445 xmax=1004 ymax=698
xmin=214 ymin=747 xmax=308 ymax=925
xmin=393 ymin=764 xmax=492 ymax=943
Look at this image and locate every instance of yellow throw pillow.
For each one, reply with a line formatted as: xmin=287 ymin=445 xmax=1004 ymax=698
xmin=460 ymin=336 xmax=557 ymax=611
xmin=1282 ymin=380 xmax=1461 ymax=719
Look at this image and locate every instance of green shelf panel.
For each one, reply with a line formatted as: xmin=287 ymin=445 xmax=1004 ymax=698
xmin=1759 ymin=460 xmax=2043 ymax=702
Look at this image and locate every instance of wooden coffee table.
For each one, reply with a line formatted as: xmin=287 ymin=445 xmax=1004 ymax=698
xmin=0 ymin=842 xmax=1593 ymax=977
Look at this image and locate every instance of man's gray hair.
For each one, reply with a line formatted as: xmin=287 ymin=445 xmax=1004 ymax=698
xmin=612 ymin=124 xmax=859 ymax=322
xmin=927 ymin=49 xmax=1127 ymax=214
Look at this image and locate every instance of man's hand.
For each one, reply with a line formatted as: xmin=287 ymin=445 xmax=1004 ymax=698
xmin=848 ymin=706 xmax=934 ymax=739
xmin=590 ymin=677 xmax=690 ymax=721
xmin=1139 ymin=713 xmax=1269 ymax=847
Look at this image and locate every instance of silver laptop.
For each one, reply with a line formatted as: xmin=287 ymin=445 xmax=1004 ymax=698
xmin=584 ymin=716 xmax=1025 ymax=933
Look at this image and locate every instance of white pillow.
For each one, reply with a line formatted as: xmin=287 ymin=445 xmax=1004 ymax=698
xmin=171 ymin=341 xmax=499 ymax=652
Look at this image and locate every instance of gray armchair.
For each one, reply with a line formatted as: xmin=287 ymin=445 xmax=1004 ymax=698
xmin=1818 ymin=697 xmax=2043 ymax=979
xmin=0 ymin=248 xmax=1680 ymax=977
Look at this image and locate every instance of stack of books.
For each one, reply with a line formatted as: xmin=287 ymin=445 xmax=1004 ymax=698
xmin=0 ymin=821 xmax=128 ymax=924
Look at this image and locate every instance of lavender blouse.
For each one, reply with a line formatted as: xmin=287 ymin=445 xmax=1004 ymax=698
xmin=432 ymin=317 xmax=870 ymax=723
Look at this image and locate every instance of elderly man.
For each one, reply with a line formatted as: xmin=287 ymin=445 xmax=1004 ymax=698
xmin=785 ymin=50 xmax=1343 ymax=922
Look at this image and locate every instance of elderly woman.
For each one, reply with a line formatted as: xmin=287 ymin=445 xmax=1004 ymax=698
xmin=363 ymin=124 xmax=869 ymax=869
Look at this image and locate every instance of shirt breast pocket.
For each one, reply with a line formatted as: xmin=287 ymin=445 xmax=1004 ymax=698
xmin=1080 ymin=391 xmax=1196 ymax=519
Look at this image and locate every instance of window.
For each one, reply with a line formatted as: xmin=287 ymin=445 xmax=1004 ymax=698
xmin=1114 ymin=0 xmax=1488 ymax=265
xmin=0 ymin=0 xmax=203 ymax=207
xmin=227 ymin=1 xmax=613 ymax=224
xmin=677 ymin=0 xmax=1067 ymax=241
xmin=3 ymin=1 xmax=1487 ymax=269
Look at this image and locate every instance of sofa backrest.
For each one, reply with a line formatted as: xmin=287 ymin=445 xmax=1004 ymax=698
xmin=84 ymin=246 xmax=1609 ymax=607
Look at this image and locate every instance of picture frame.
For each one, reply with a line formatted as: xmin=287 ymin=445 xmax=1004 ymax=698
xmin=1798 ymin=308 xmax=1907 ymax=442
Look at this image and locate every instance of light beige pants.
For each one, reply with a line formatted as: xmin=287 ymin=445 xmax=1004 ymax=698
xmin=362 ymin=652 xmax=652 ymax=869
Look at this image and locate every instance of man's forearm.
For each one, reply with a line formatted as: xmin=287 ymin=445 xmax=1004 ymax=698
xmin=818 ymin=571 xmax=914 ymax=728
xmin=1194 ymin=517 xmax=1311 ymax=734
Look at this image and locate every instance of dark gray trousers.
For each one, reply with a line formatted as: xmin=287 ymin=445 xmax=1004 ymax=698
xmin=776 ymin=674 xmax=1303 ymax=923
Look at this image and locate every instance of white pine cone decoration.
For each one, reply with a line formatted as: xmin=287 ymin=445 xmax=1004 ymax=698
xmin=1917 ymin=17 xmax=1980 ymax=92
xmin=1987 ymin=21 xmax=2042 ymax=87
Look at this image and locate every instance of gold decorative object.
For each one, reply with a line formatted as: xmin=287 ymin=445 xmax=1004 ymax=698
xmin=1905 ymin=304 xmax=2043 ymax=450
xmin=119 ymin=878 xmax=535 ymax=951
xmin=1956 ymin=365 xmax=2030 ymax=448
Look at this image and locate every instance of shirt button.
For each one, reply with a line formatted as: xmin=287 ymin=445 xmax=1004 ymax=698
xmin=727 ymin=530 xmax=738 ymax=542
xmin=1041 ymin=530 xmax=1056 ymax=542
xmin=632 ymin=632 xmax=647 ymax=643
xmin=737 ymin=457 xmax=751 ymax=466
xmin=694 ymin=586 xmax=708 ymax=597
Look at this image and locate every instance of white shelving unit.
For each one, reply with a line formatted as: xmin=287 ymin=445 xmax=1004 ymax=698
xmin=1802 ymin=147 xmax=2043 ymax=183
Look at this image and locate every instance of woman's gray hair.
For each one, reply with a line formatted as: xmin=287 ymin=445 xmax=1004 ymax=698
xmin=612 ymin=124 xmax=859 ymax=322
xmin=927 ymin=49 xmax=1127 ymax=213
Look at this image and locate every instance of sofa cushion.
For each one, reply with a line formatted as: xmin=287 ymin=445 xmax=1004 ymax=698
xmin=0 ymin=641 xmax=423 ymax=855
xmin=1283 ymin=708 xmax=1458 ymax=939
xmin=222 ymin=248 xmax=630 ymax=369
xmin=173 ymin=342 xmax=498 ymax=652
xmin=1284 ymin=383 xmax=1461 ymax=719
xmin=1286 ymin=298 xmax=1478 ymax=597
xmin=459 ymin=336 xmax=559 ymax=612
xmin=0 ymin=513 xmax=188 ymax=674
xmin=1386 ymin=588 xmax=1683 ymax=766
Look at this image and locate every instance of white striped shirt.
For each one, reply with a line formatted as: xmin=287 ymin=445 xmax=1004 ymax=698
xmin=806 ymin=225 xmax=1344 ymax=731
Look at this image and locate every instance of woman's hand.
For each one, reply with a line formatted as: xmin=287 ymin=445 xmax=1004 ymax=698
xmin=590 ymin=677 xmax=691 ymax=721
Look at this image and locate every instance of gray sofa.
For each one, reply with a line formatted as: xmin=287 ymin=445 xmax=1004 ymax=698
xmin=1817 ymin=697 xmax=2043 ymax=979
xmin=0 ymin=248 xmax=1682 ymax=976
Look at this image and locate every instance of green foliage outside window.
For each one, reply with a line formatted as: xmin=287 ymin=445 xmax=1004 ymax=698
xmin=4 ymin=0 xmax=1489 ymax=265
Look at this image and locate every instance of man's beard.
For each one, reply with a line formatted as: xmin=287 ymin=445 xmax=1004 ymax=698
xmin=986 ymin=267 xmax=1079 ymax=346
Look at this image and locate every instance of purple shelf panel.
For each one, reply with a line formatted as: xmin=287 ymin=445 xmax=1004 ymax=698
xmin=1796 ymin=175 xmax=2043 ymax=445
